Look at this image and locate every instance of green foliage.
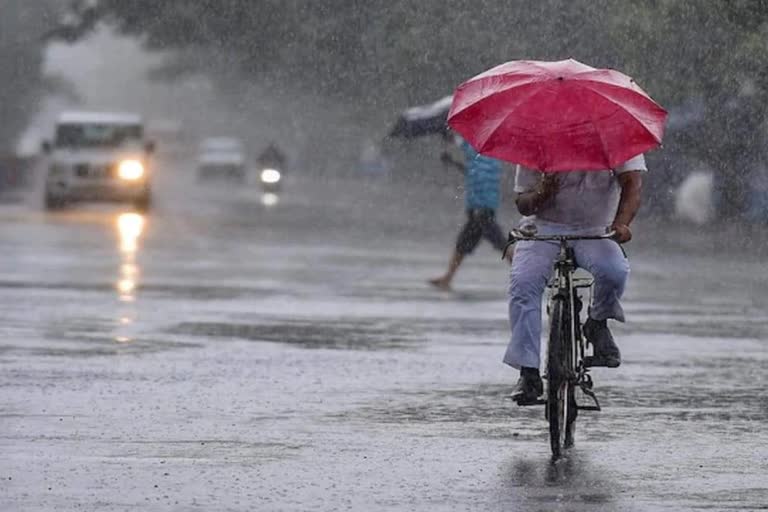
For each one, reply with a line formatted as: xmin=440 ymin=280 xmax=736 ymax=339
xmin=606 ymin=0 xmax=768 ymax=216
xmin=43 ymin=1 xmax=768 ymax=122
xmin=90 ymin=2 xmax=637 ymax=104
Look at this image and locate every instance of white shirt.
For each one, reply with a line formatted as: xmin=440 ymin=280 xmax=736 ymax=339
xmin=514 ymin=154 xmax=647 ymax=234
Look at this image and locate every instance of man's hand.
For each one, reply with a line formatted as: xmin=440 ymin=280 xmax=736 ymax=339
xmin=538 ymin=173 xmax=560 ymax=199
xmin=611 ymin=223 xmax=632 ymax=243
xmin=503 ymin=246 xmax=514 ymax=263
xmin=515 ymin=173 xmax=560 ymax=216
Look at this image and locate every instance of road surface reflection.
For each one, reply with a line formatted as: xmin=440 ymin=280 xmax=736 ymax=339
xmin=114 ymin=212 xmax=145 ymax=343
xmin=261 ymin=192 xmax=280 ymax=207
xmin=116 ymin=212 xmax=144 ymax=302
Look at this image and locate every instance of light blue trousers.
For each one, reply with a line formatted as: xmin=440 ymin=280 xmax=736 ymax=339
xmin=503 ymin=239 xmax=629 ymax=370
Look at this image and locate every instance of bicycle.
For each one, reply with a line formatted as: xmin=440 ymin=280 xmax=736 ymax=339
xmin=505 ymin=228 xmax=615 ymax=459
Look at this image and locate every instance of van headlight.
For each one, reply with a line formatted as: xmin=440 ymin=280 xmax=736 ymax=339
xmin=117 ymin=160 xmax=145 ymax=180
xmin=260 ymin=168 xmax=281 ymax=184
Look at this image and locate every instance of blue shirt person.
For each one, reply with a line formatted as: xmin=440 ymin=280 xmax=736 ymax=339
xmin=429 ymin=135 xmax=508 ymax=291
xmin=460 ymin=138 xmax=502 ymax=210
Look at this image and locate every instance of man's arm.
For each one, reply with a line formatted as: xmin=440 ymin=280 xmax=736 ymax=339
xmin=439 ymin=151 xmax=464 ymax=172
xmin=611 ymin=171 xmax=643 ymax=243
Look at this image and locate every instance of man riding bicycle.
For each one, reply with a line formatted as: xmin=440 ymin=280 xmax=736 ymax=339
xmin=507 ymin=155 xmax=646 ymax=403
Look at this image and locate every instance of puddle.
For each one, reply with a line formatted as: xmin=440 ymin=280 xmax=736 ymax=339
xmin=2 ymin=338 xmax=201 ymax=359
xmin=335 ymin=384 xmax=545 ymax=440
xmin=171 ymin=319 xmax=423 ymax=350
xmin=0 ymin=279 xmax=276 ymax=300
xmin=109 ymin=439 xmax=305 ymax=462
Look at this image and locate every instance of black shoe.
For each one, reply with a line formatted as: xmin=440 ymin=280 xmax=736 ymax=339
xmin=510 ymin=369 xmax=544 ymax=404
xmin=583 ymin=317 xmax=621 ymax=368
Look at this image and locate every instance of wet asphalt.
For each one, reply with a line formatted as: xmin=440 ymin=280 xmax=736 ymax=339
xmin=1 ymin=160 xmax=767 ymax=511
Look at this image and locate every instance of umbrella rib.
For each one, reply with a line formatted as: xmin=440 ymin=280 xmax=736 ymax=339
xmin=571 ymin=82 xmax=664 ymax=143
xmin=579 ymin=87 xmax=613 ymax=170
xmin=450 ymin=75 xmax=545 ymax=118
xmin=576 ymin=84 xmax=661 ymax=167
xmin=471 ymin=83 xmax=555 ymax=150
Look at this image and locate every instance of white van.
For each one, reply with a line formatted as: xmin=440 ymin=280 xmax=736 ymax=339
xmin=196 ymin=137 xmax=247 ymax=182
xmin=43 ymin=112 xmax=154 ymax=211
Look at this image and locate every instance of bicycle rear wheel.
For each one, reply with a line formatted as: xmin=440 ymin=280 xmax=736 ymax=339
xmin=547 ymin=296 xmax=577 ymax=458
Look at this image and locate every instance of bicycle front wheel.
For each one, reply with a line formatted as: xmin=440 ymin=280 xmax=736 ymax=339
xmin=547 ymin=296 xmax=577 ymax=458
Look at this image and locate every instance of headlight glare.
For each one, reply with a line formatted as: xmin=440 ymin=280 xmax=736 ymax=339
xmin=118 ymin=160 xmax=145 ymax=180
xmin=260 ymin=168 xmax=281 ymax=184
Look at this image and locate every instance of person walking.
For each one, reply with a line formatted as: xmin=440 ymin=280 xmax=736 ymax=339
xmin=429 ymin=134 xmax=508 ymax=291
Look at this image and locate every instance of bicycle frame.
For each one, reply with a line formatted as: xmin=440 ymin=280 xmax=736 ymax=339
xmin=547 ymin=239 xmax=601 ymax=411
xmin=506 ymin=228 xmax=611 ymax=456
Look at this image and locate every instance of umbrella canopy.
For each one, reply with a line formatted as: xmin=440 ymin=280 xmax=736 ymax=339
xmin=389 ymin=95 xmax=453 ymax=139
xmin=447 ymin=59 xmax=668 ymax=172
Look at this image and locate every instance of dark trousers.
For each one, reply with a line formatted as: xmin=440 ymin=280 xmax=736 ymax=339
xmin=455 ymin=208 xmax=505 ymax=255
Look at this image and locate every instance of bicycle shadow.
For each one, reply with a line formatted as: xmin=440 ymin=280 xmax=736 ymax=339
xmin=497 ymin=451 xmax=624 ymax=511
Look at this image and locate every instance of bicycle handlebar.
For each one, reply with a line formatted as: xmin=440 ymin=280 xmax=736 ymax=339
xmin=501 ymin=229 xmax=617 ymax=260
xmin=507 ymin=229 xmax=617 ymax=242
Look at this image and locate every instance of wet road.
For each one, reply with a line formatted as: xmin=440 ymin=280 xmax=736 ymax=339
xmin=1 ymin=164 xmax=767 ymax=511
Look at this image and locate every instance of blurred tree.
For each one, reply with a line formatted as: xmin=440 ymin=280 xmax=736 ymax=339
xmin=0 ymin=0 xmax=62 ymax=153
xmin=55 ymin=0 xmax=768 ymax=216
xmin=54 ymin=0 xmax=642 ymax=124
xmin=604 ymin=0 xmax=768 ymax=218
